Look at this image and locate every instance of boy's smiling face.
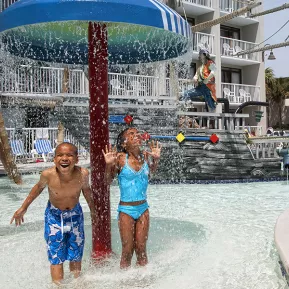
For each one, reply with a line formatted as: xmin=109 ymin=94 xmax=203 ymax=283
xmin=54 ymin=143 xmax=78 ymax=174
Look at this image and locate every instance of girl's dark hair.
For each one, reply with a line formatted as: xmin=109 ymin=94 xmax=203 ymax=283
xmin=116 ymin=127 xmax=132 ymax=153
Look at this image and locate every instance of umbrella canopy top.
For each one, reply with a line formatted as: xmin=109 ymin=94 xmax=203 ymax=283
xmin=0 ymin=0 xmax=192 ymax=64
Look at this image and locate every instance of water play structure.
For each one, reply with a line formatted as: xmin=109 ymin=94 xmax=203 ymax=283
xmin=0 ymin=0 xmax=192 ymax=260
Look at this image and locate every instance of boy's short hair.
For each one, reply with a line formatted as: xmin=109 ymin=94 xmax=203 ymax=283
xmin=55 ymin=142 xmax=78 ymax=156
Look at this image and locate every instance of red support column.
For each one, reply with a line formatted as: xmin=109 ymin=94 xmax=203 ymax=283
xmin=88 ymin=22 xmax=112 ymax=260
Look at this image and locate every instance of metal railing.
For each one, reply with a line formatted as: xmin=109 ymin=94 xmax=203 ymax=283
xmin=249 ymin=138 xmax=289 ymax=159
xmin=182 ymin=0 xmax=213 ymax=8
xmin=192 ymin=32 xmax=214 ymax=54
xmin=178 ymin=111 xmax=249 ymax=131
xmin=1 ymin=65 xmax=263 ymax=107
xmin=0 ymin=0 xmax=18 ymax=12
xmin=6 ymin=127 xmax=87 ymax=157
xmin=221 ymin=37 xmax=260 ymax=61
xmin=0 ymin=65 xmax=160 ymax=97
xmin=221 ymin=83 xmax=261 ymax=103
xmin=220 ymin=0 xmax=249 ymax=15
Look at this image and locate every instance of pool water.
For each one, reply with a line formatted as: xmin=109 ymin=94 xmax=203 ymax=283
xmin=0 ymin=175 xmax=288 ymax=289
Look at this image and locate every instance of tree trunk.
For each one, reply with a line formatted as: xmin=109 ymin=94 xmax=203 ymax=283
xmin=0 ymin=112 xmax=22 ymax=184
xmin=56 ymin=122 xmax=65 ymax=146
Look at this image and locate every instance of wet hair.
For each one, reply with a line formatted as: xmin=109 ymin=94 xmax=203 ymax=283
xmin=55 ymin=142 xmax=78 ymax=156
xmin=116 ymin=127 xmax=135 ymax=153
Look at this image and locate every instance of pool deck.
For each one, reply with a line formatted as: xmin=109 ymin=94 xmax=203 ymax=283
xmin=0 ymin=158 xmax=90 ymax=176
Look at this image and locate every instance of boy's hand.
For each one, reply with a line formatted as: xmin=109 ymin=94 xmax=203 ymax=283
xmin=10 ymin=207 xmax=27 ymax=226
xmin=102 ymin=144 xmax=117 ymax=166
xmin=145 ymin=141 xmax=162 ymax=160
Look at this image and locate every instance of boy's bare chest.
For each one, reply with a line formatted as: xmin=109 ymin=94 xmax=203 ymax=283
xmin=48 ymin=178 xmax=82 ymax=198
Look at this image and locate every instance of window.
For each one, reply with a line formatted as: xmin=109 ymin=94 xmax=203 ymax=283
xmin=186 ymin=17 xmax=195 ymax=27
xmin=221 ymin=67 xmax=241 ymax=84
xmin=221 ymin=25 xmax=240 ymax=40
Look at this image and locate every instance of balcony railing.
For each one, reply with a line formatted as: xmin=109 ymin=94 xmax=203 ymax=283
xmin=0 ymin=0 xmax=18 ymax=12
xmin=220 ymin=0 xmax=249 ymax=15
xmin=0 ymin=65 xmax=160 ymax=97
xmin=221 ymin=83 xmax=260 ymax=104
xmin=192 ymin=32 xmax=214 ymax=54
xmin=0 ymin=65 xmax=263 ymax=106
xmin=183 ymin=0 xmax=212 ymax=8
xmin=221 ymin=37 xmax=260 ymax=62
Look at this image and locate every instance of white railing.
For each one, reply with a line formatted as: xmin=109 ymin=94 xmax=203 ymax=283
xmin=165 ymin=78 xmax=194 ymax=97
xmin=192 ymin=32 xmax=214 ymax=54
xmin=6 ymin=127 xmax=87 ymax=157
xmin=249 ymin=138 xmax=289 ymax=159
xmin=221 ymin=37 xmax=260 ymax=62
xmin=0 ymin=66 xmax=67 ymax=94
xmin=178 ymin=111 xmax=249 ymax=131
xmin=108 ymin=73 xmax=159 ymax=97
xmin=221 ymin=83 xmax=261 ymax=103
xmin=220 ymin=0 xmax=248 ymax=15
xmin=0 ymin=65 xmax=160 ymax=98
xmin=0 ymin=0 xmax=18 ymax=12
xmin=183 ymin=0 xmax=213 ymax=8
xmin=245 ymin=126 xmax=263 ymax=137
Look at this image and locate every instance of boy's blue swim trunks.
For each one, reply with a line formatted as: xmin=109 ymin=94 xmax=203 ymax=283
xmin=44 ymin=201 xmax=85 ymax=265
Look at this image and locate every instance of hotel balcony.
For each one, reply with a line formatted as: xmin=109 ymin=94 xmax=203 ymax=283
xmin=219 ymin=0 xmax=259 ymax=26
xmin=175 ymin=0 xmax=214 ymax=17
xmin=1 ymin=65 xmax=261 ymax=108
xmin=221 ymin=37 xmax=261 ymax=66
xmin=221 ymin=83 xmax=260 ymax=105
xmin=192 ymin=32 xmax=215 ymax=59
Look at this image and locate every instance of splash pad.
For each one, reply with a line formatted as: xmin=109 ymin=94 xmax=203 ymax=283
xmin=0 ymin=0 xmax=192 ymax=259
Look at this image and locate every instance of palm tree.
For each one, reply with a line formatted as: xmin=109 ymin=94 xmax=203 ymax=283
xmin=265 ymin=67 xmax=275 ymax=100
xmin=265 ymin=68 xmax=289 ymax=128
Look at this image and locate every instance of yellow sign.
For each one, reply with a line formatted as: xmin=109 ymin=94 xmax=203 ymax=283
xmin=176 ymin=133 xmax=185 ymax=143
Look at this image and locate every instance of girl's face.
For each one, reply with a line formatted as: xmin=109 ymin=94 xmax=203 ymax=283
xmin=122 ymin=128 xmax=142 ymax=151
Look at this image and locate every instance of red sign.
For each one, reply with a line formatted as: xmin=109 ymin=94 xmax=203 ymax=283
xmin=124 ymin=114 xmax=133 ymax=124
xmin=210 ymin=134 xmax=219 ymax=144
xmin=141 ymin=132 xmax=151 ymax=141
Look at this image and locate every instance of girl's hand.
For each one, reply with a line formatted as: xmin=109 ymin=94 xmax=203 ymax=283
xmin=102 ymin=144 xmax=117 ymax=166
xmin=145 ymin=141 xmax=162 ymax=160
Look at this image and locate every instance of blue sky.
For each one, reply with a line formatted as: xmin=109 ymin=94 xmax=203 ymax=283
xmin=263 ymin=0 xmax=289 ymax=77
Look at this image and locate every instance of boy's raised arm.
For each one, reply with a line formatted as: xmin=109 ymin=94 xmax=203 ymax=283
xmin=10 ymin=171 xmax=48 ymax=226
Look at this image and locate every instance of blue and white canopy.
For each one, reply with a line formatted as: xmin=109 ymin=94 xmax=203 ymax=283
xmin=0 ymin=0 xmax=192 ymax=64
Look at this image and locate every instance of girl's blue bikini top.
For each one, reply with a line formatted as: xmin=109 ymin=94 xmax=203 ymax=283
xmin=118 ymin=154 xmax=149 ymax=202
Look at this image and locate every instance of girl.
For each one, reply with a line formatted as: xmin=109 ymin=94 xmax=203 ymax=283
xmin=102 ymin=127 xmax=161 ymax=268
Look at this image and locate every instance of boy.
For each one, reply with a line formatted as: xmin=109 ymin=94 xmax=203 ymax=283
xmin=10 ymin=143 xmax=96 ymax=284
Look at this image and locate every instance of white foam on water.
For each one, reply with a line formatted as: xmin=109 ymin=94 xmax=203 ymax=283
xmin=0 ymin=176 xmax=289 ymax=288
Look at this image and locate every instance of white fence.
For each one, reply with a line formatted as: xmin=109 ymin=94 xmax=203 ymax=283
xmin=221 ymin=83 xmax=260 ymax=104
xmin=0 ymin=65 xmax=160 ymax=97
xmin=1 ymin=65 xmax=263 ymax=107
xmin=0 ymin=0 xmax=17 ymax=12
xmin=220 ymin=0 xmax=248 ymax=15
xmin=183 ymin=0 xmax=212 ymax=8
xmin=192 ymin=32 xmax=214 ymax=54
xmin=6 ymin=127 xmax=87 ymax=156
xmin=249 ymin=138 xmax=289 ymax=159
xmin=178 ymin=111 xmax=249 ymax=131
xmin=221 ymin=37 xmax=260 ymax=62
